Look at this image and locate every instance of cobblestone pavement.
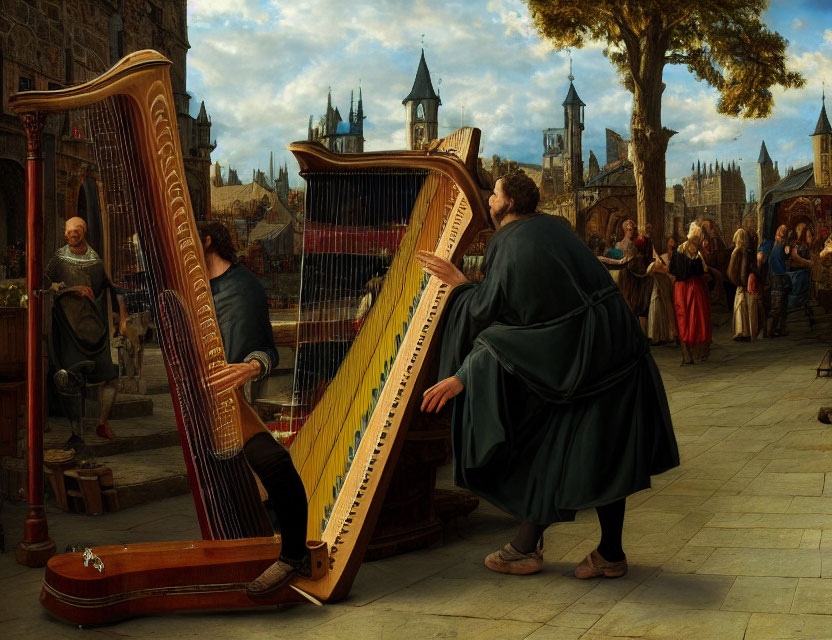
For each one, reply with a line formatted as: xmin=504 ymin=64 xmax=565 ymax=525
xmin=2 ymin=311 xmax=832 ymax=639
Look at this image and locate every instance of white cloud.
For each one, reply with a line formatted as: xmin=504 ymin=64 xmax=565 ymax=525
xmin=185 ymin=0 xmax=832 ymax=198
xmin=188 ymin=0 xmax=270 ymax=25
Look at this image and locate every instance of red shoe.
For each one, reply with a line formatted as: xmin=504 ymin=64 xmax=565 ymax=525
xmin=96 ymin=422 xmax=115 ymax=440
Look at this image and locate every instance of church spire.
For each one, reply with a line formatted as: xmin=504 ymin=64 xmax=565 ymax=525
xmin=758 ymin=140 xmax=772 ymax=165
xmin=813 ymin=91 xmax=832 ymax=136
xmin=402 ymin=49 xmax=440 ymax=104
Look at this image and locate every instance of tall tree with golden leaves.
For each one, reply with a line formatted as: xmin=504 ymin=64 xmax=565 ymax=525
xmin=525 ymin=0 xmax=804 ymax=240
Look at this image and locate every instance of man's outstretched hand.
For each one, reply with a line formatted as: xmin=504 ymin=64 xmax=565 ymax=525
xmin=421 ymin=376 xmax=464 ymax=413
xmin=416 ymin=250 xmax=469 ymax=287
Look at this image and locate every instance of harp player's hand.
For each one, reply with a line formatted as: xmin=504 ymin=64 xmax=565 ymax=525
xmin=208 ymin=361 xmax=261 ymax=394
xmin=416 ymin=250 xmax=469 ymax=287
xmin=420 ymin=376 xmax=464 ymax=413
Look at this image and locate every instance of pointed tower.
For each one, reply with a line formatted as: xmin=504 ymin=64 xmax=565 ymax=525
xmin=212 ymin=161 xmax=223 ymax=188
xmin=562 ymin=79 xmax=585 ymax=191
xmin=196 ymin=101 xmax=212 ymax=152
xmin=756 ymin=140 xmax=779 ymax=202
xmin=403 ymin=49 xmax=441 ymax=150
xmin=587 ymin=150 xmax=600 ymax=181
xmin=812 ymin=93 xmax=832 ymax=188
xmin=356 ymin=87 xmax=365 ymax=139
xmin=269 ymin=151 xmax=275 ymax=184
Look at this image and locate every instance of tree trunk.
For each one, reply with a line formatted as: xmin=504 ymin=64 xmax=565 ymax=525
xmin=630 ymin=35 xmax=674 ymax=245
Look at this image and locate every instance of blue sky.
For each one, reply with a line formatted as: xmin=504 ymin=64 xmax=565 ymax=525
xmin=186 ymin=0 xmax=832 ymax=198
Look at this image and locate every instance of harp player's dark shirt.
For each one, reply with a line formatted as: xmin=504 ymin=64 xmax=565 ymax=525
xmin=209 ymin=263 xmax=278 ymax=381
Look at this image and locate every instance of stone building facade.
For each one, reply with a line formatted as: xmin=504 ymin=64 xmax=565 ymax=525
xmin=680 ymin=160 xmax=747 ymax=234
xmin=540 ymin=81 xmax=584 ymax=201
xmin=308 ymin=89 xmax=365 ymax=153
xmin=538 ymin=79 xmax=647 ymax=247
xmin=0 ymin=0 xmax=214 ymax=274
xmin=758 ymin=96 xmax=832 ymax=243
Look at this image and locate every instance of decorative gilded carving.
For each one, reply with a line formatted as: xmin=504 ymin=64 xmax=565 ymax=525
xmin=21 ymin=112 xmax=46 ymax=158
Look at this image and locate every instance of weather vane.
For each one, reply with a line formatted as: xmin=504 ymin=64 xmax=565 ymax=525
xmin=421 ymin=33 xmax=425 ymax=48
xmin=567 ymin=50 xmax=574 ymax=82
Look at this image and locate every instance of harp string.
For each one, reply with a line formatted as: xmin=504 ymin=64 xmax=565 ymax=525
xmin=290 ymin=168 xmax=456 ymax=538
xmin=85 ymin=93 xmax=263 ymax=539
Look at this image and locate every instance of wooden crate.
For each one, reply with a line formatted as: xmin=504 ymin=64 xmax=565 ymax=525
xmin=0 ymin=308 xmax=26 ymax=381
xmin=0 ymin=382 xmax=25 ymax=458
xmin=0 ymin=455 xmax=27 ymax=501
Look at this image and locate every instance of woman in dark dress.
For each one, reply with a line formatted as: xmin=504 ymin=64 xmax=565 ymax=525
xmin=617 ymin=235 xmax=654 ymax=334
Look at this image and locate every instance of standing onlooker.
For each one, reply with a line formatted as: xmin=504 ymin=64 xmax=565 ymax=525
xmin=647 ymin=237 xmax=677 ymax=345
xmin=46 ymin=217 xmax=128 ymax=448
xmin=768 ymin=224 xmax=791 ymax=337
xmin=787 ymin=224 xmax=816 ymax=328
xmin=618 ymin=234 xmax=654 ymax=335
xmin=728 ymin=228 xmax=759 ymax=341
xmin=747 ymin=231 xmax=766 ymax=338
xmin=670 ymin=222 xmax=712 ymax=365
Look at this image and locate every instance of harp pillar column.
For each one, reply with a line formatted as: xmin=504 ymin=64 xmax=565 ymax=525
xmin=16 ymin=111 xmax=57 ymax=568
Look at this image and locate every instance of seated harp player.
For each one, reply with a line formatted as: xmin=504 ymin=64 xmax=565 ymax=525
xmin=13 ymin=51 xmax=488 ymax=624
xmin=197 ymin=219 xmax=308 ymax=594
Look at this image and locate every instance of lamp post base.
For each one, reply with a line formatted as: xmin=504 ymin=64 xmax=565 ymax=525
xmin=16 ymin=506 xmax=56 ymax=567
xmin=16 ymin=538 xmax=56 ymax=567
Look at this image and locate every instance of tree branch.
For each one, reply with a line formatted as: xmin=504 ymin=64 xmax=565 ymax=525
xmin=612 ymin=15 xmax=643 ymax=89
xmin=665 ymin=8 xmax=693 ymax=31
xmin=665 ymin=53 xmax=691 ymax=64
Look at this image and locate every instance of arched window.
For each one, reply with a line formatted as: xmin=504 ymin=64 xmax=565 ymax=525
xmin=416 ymin=103 xmax=425 ymax=120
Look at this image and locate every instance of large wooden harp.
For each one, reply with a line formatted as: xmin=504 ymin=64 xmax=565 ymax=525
xmin=11 ymin=50 xmax=276 ymax=544
xmin=15 ymin=51 xmax=488 ymax=621
xmin=285 ymin=132 xmax=488 ymax=600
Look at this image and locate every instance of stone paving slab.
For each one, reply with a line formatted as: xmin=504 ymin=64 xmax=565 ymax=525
xmin=2 ymin=316 xmax=832 ymax=638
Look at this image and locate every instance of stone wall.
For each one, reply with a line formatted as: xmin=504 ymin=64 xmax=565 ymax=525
xmin=0 ymin=0 xmax=210 ymax=266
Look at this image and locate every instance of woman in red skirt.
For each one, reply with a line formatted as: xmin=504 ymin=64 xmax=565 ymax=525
xmin=670 ymin=222 xmax=712 ymax=365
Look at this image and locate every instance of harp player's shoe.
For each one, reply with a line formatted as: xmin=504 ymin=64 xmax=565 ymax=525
xmin=484 ymin=542 xmax=543 ymax=575
xmin=246 ymin=555 xmax=309 ymax=598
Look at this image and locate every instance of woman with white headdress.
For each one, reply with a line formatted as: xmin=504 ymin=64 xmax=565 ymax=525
xmin=727 ymin=228 xmax=759 ymax=341
xmin=669 ymin=221 xmax=712 ymax=365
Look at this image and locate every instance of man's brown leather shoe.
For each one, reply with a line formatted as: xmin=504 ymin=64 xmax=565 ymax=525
xmin=573 ymin=548 xmax=628 ymax=579
xmin=484 ymin=542 xmax=543 ymax=575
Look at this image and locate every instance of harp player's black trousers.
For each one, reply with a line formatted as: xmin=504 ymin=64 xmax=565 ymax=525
xmin=243 ymin=432 xmax=308 ymax=561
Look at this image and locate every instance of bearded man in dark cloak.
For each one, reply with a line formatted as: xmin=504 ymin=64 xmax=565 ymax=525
xmin=418 ymin=172 xmax=678 ymax=579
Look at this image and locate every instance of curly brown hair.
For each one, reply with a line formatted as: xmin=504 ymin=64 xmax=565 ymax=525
xmin=198 ymin=221 xmax=237 ymax=264
xmin=500 ymin=171 xmax=540 ymax=215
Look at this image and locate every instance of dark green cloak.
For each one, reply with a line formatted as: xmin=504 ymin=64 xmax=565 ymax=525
xmin=438 ymin=215 xmax=679 ymax=524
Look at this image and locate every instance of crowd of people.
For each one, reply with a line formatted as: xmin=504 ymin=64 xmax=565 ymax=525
xmin=598 ymin=218 xmax=820 ymax=365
